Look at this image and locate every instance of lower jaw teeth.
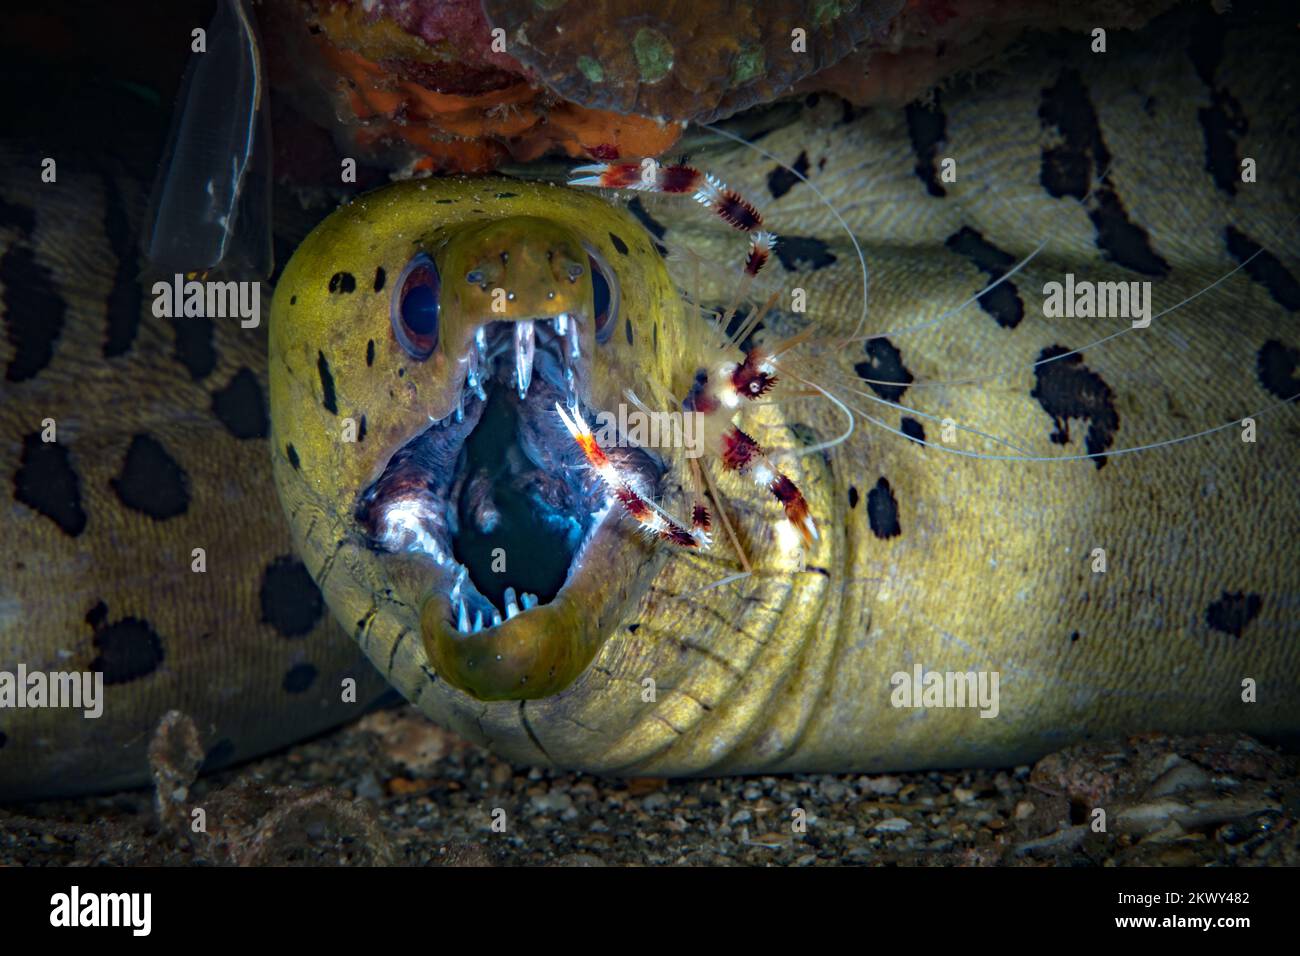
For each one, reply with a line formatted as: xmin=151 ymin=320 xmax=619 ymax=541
xmin=455 ymin=589 xmax=541 ymax=633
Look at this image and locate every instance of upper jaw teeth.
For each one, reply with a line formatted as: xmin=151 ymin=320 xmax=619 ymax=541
xmin=514 ymin=321 xmax=535 ymax=400
xmin=469 ymin=313 xmax=580 ymax=408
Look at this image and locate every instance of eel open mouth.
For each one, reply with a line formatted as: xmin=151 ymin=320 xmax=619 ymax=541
xmin=355 ymin=313 xmax=662 ymax=653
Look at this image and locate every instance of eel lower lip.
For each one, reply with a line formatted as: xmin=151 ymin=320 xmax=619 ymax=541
xmin=417 ymin=515 xmax=631 ymax=699
xmin=354 ymin=313 xmax=662 ymax=698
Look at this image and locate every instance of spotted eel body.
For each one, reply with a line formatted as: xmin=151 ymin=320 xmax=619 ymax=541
xmin=3 ymin=5 xmax=1298 ymax=797
xmin=0 ymin=141 xmax=389 ymax=800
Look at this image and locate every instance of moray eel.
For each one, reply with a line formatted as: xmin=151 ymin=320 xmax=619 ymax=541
xmin=270 ymin=12 xmax=1299 ymax=775
xmin=3 ymin=6 xmax=1298 ymax=797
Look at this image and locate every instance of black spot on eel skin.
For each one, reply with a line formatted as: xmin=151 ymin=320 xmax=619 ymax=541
xmin=110 ymin=434 xmax=191 ymax=519
xmin=286 ymin=443 xmax=301 ymax=470
xmin=867 ymin=477 xmax=901 ymax=539
xmin=1187 ymin=9 xmax=1248 ymax=197
xmin=1038 ymin=68 xmax=1170 ymax=277
xmin=2 ymin=242 xmax=66 ymax=382
xmin=854 ymin=337 xmax=914 ymax=403
xmin=282 ymin=663 xmax=319 ymax=694
xmin=89 ymin=611 xmax=166 ymax=685
xmin=328 ymin=271 xmax=357 ymax=294
xmin=1225 ymin=228 xmax=1300 ymax=313
xmin=900 ymin=417 xmax=926 ymax=444
xmin=317 ymin=350 xmax=338 ymax=414
xmin=211 ymin=367 xmax=269 ymax=440
xmin=904 ymin=93 xmax=947 ymax=198
xmin=373 ymin=266 xmax=386 ymax=292
xmin=767 ymin=150 xmax=809 ymax=199
xmin=260 ymin=555 xmax=325 ymax=638
xmin=1256 ymin=340 xmax=1300 ymax=400
xmin=1205 ymin=591 xmax=1262 ymax=638
xmin=626 ymin=197 xmax=667 ymax=240
xmin=14 ymin=433 xmax=86 ymax=536
xmin=774 ymin=236 xmax=837 ymax=272
xmin=85 ymin=601 xmax=109 ymax=629
xmin=944 ymin=226 xmax=1025 ymax=328
xmin=172 ymin=314 xmax=216 ymax=381
xmin=608 ymin=232 xmax=629 ymax=255
xmin=1030 ymin=346 xmax=1119 ymax=469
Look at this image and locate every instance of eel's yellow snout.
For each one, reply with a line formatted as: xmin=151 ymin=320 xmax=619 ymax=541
xmin=439 ymin=216 xmax=593 ymax=328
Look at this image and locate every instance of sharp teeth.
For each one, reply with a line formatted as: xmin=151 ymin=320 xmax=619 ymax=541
xmin=565 ymin=365 xmax=577 ymax=408
xmin=504 ymin=587 xmax=520 ymax=619
xmin=514 ymin=320 xmax=535 ymax=400
xmin=473 ymin=379 xmax=486 ymax=402
xmin=570 ymin=328 xmax=581 ymax=360
xmin=450 ymin=567 xmax=466 ymax=601
xmin=455 ymin=392 xmax=464 ymax=422
xmin=556 ymin=313 xmax=568 ymax=336
xmin=491 ymin=609 xmax=503 ymax=627
xmin=475 ymin=326 xmax=488 ymax=356
xmin=457 ymin=599 xmax=469 ymax=633
xmin=473 ymin=610 xmax=483 ymax=633
xmin=521 ymin=592 xmax=537 ymax=610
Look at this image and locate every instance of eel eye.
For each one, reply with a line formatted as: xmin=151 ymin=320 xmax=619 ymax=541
xmin=585 ymin=248 xmax=618 ymax=344
xmin=392 ymin=253 xmax=440 ymax=359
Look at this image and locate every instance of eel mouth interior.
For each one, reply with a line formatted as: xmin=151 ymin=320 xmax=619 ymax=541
xmin=356 ymin=313 xmax=662 ymax=634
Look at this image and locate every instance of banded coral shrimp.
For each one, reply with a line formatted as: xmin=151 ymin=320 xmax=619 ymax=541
xmin=554 ymin=89 xmax=1300 ymax=600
